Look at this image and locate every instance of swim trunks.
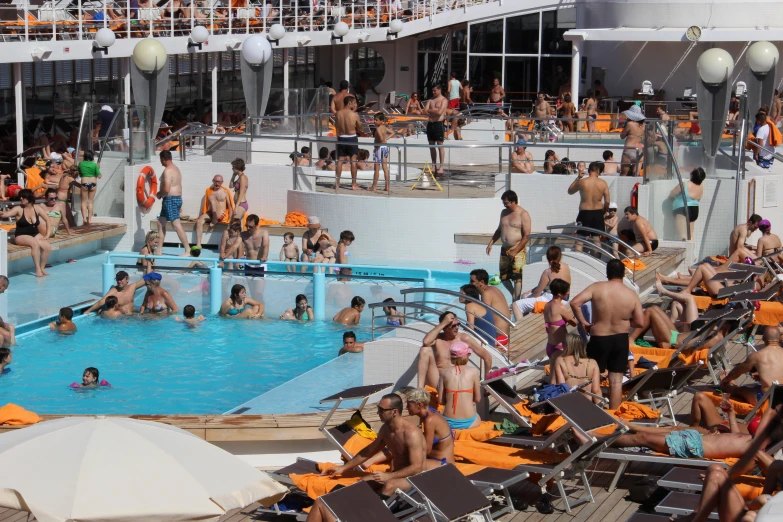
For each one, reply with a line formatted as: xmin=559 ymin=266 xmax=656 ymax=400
xmin=245 ymin=264 xmax=265 ymax=277
xmin=160 ymin=195 xmax=182 ymax=222
xmin=576 ymin=209 xmax=606 ymax=236
xmin=448 ymin=98 xmax=460 ymax=109
xmin=669 ymin=330 xmax=679 ymax=346
xmin=665 ymin=429 xmax=704 ymax=458
xmin=587 ymin=332 xmax=629 ymax=374
xmin=499 ymin=247 xmax=525 ymax=282
xmin=337 ymin=135 xmax=359 ymax=158
xmin=373 ymin=146 xmax=389 ymax=164
xmin=757 ymin=157 xmax=775 ymax=169
xmin=649 ymin=240 xmax=659 ymax=252
xmin=426 ymin=121 xmax=445 ymax=142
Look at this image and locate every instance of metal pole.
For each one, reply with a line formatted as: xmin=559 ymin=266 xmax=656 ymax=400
xmin=102 ymin=260 xmax=115 ymax=295
xmin=13 ymin=63 xmax=23 ymax=161
xmin=506 ymin=144 xmax=512 ymax=193
xmin=313 ymin=269 xmax=326 ymax=319
xmin=209 ymin=266 xmax=222 ymax=314
xmin=734 ymin=119 xmax=746 ymax=228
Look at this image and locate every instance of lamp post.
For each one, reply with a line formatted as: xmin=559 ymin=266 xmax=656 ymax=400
xmin=268 ymin=23 xmax=285 ymax=46
xmin=240 ymin=34 xmax=273 ymax=136
xmin=93 ymin=28 xmax=115 ymax=55
xmin=745 ymin=41 xmax=779 ymax=129
xmin=332 ymin=21 xmax=349 ymax=42
xmin=696 ymin=47 xmax=734 ymax=175
xmin=387 ymin=19 xmax=403 ymax=39
xmin=130 ymin=38 xmax=169 ymax=151
xmin=188 ymin=25 xmax=209 ymax=51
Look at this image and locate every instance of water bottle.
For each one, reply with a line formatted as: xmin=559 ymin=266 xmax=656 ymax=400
xmin=532 ymin=388 xmax=540 ymax=402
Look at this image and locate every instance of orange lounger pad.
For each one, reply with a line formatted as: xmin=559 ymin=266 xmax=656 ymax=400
xmin=677 ymin=347 xmax=709 ymax=366
xmin=694 ymin=295 xmax=729 ymax=310
xmin=630 ymin=346 xmax=674 ymax=368
xmin=454 ymin=439 xmax=566 ymax=469
xmin=753 ymin=301 xmax=783 ymax=326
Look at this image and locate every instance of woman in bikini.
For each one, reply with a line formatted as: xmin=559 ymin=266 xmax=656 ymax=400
xmin=0 ymin=188 xmax=51 ymax=277
xmin=620 ymin=105 xmax=646 ymax=176
xmin=553 ymin=332 xmax=602 ymax=403
xmin=229 ymin=158 xmax=249 ymax=222
xmin=405 ymin=93 xmax=423 ymax=115
xmin=581 ymin=90 xmax=598 ymax=133
xmin=438 ymin=341 xmax=481 ymax=430
xmin=137 ymin=231 xmax=159 ymax=275
xmin=280 ymin=294 xmax=313 ymax=321
xmin=139 ymin=272 xmax=178 ymax=314
xmin=543 ymin=279 xmax=578 ymax=381
xmin=460 ymin=284 xmax=496 ymax=348
xmin=382 ymin=297 xmax=406 ymax=327
xmin=513 ymin=245 xmax=571 ymax=320
xmin=405 ymin=387 xmax=454 ymax=468
xmin=220 ymin=284 xmax=264 ymax=318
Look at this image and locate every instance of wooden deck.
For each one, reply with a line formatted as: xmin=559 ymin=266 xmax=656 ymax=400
xmin=7 ymin=223 xmax=126 ymax=261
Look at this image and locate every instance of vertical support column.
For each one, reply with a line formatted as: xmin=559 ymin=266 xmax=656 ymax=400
xmin=0 ymin=229 xmax=7 ymax=277
xmin=422 ymin=276 xmax=436 ymax=311
xmin=283 ymin=48 xmax=290 ymax=117
xmin=344 ymin=44 xmax=350 ymax=83
xmin=211 ymin=53 xmax=218 ymax=128
xmin=570 ymin=39 xmax=581 ymax=106
xmin=13 ymin=63 xmax=23 ymax=161
xmin=124 ymin=58 xmax=131 ymax=105
xmin=209 ymin=266 xmax=222 ymax=314
xmin=102 ymin=260 xmax=115 ymax=295
xmin=313 ymin=269 xmax=326 ymax=320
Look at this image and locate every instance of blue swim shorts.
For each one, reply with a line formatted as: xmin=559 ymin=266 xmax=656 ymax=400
xmin=160 ymin=195 xmax=182 ymax=222
xmin=665 ymin=429 xmax=704 ymax=458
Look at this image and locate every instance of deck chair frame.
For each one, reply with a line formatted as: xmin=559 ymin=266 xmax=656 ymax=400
xmin=397 ymin=464 xmax=494 ymax=522
xmin=621 ymin=364 xmax=702 ymax=426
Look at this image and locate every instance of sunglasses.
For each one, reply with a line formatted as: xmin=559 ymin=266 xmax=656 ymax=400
xmin=47 ymin=197 xmax=57 ymax=200
xmin=377 ymin=406 xmax=395 ymax=413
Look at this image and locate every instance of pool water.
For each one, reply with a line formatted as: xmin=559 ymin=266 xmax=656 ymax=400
xmin=1 ymin=315 xmax=372 ymax=414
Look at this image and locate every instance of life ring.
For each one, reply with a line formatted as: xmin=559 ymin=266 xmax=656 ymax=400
xmin=136 ymin=166 xmax=157 ymax=209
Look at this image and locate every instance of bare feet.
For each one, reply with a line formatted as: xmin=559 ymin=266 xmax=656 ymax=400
xmin=655 ymin=279 xmax=664 ymax=296
xmin=351 ymin=185 xmax=363 ymax=191
xmin=42 ymin=269 xmax=50 ymax=276
xmin=368 ymin=186 xmax=377 ymax=192
xmin=35 ymin=270 xmax=45 ymax=277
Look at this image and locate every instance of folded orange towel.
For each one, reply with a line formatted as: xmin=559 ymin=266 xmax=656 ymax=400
xmin=608 ymin=401 xmax=660 ymax=420
xmin=533 ymin=301 xmax=547 ymax=314
xmin=630 ymin=346 xmax=674 ymax=368
xmin=623 ymin=259 xmax=647 ymax=271
xmin=283 ymin=212 xmax=309 ymax=227
xmin=694 ymin=296 xmax=729 ymax=310
xmin=0 ymin=404 xmax=41 ymax=426
xmin=753 ymin=301 xmax=783 ymax=326
xmin=453 ymin=421 xmax=503 ymax=442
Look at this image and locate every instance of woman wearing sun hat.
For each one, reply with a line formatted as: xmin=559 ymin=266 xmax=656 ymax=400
xmin=300 ymin=215 xmax=334 ymax=264
xmin=620 ymin=103 xmax=646 ymax=176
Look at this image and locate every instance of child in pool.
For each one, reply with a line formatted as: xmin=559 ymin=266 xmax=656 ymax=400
xmin=175 ymin=304 xmax=206 ymax=326
xmin=185 ymin=246 xmax=208 ymax=270
xmin=0 ymin=347 xmax=11 ymax=374
xmin=382 ymin=297 xmax=405 ymax=326
xmin=280 ymin=294 xmax=314 ymax=321
xmin=50 ymin=307 xmax=76 ymax=333
xmin=73 ymin=366 xmax=110 ymax=388
xmin=279 ymin=232 xmax=300 ymax=272
xmin=336 ymin=230 xmax=354 ymax=265
xmin=333 ymin=296 xmax=366 ymax=325
xmin=219 ymin=221 xmax=244 ymax=270
xmin=101 ymin=296 xmax=123 ymax=318
xmin=314 ymin=235 xmax=336 ymax=264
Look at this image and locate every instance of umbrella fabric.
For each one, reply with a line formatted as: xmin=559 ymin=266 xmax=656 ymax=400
xmin=0 ymin=416 xmax=287 ymax=522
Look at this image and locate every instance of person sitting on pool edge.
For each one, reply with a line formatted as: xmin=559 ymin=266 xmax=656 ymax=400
xmin=0 ymin=347 xmax=11 ymax=375
xmin=50 ymin=307 xmax=76 ymax=333
xmin=139 ymin=272 xmax=179 ymax=314
xmin=333 ymin=296 xmax=365 ymax=325
xmin=220 ymin=284 xmax=264 ymax=318
xmin=100 ymin=296 xmax=123 ymax=318
xmin=280 ymin=294 xmax=313 ymax=321
xmin=175 ymin=304 xmax=206 ymax=326
xmin=338 ymin=331 xmax=365 ymax=355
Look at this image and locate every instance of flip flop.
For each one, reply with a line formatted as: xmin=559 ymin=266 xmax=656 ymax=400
xmin=45 ymin=264 xmax=53 ymax=268
xmin=67 ymin=259 xmax=77 ymax=263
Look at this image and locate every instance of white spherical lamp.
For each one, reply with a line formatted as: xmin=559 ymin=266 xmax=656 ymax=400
xmin=696 ymin=48 xmax=734 ymax=86
xmin=747 ymin=41 xmax=779 ymax=75
xmin=242 ymin=34 xmax=272 ymax=66
xmin=190 ymin=25 xmax=209 ymax=44
xmin=334 ymin=21 xmax=350 ymax=38
xmin=95 ymin=27 xmax=116 ymax=48
xmin=132 ymin=38 xmax=167 ymax=72
xmin=269 ymin=23 xmax=286 ymax=41
xmin=389 ymin=19 xmax=403 ymax=35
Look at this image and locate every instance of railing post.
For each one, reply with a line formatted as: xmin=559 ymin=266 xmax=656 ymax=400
xmin=209 ymin=266 xmax=222 ymax=314
xmin=102 ymin=259 xmax=115 ymax=295
xmin=423 ymin=276 xmax=436 ymax=310
xmin=313 ymin=269 xmax=326 ymax=319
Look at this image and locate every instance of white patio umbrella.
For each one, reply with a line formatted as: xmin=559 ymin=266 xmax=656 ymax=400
xmin=0 ymin=416 xmax=287 ymax=522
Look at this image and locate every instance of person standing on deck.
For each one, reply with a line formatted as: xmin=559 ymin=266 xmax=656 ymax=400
xmin=156 ymin=150 xmax=191 ymax=255
xmin=486 ymin=190 xmax=530 ymax=303
xmin=334 ymin=96 xmax=365 ymax=191
xmin=568 ymin=161 xmax=610 ymax=252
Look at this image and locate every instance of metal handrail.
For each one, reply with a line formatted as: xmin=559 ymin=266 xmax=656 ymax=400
xmin=547 ymin=224 xmax=641 ymax=256
xmin=655 ymin=121 xmax=690 ymax=240
xmin=528 ymin=233 xmax=632 ymax=264
xmin=156 ymin=122 xmax=210 ymax=148
xmin=399 ymin=288 xmax=515 ymax=328
xmin=204 ymin=116 xmax=253 ymax=154
xmin=744 ymin=138 xmax=783 ymax=164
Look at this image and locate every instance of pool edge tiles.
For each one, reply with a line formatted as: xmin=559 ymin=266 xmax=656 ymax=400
xmin=225 ymin=352 xmax=364 ymax=415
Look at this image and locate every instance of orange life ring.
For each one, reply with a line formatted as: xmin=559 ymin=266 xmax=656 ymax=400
xmin=136 ymin=166 xmax=157 ymax=209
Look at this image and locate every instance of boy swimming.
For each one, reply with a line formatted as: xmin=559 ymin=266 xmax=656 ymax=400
xmin=175 ymin=304 xmax=206 ymax=327
xmin=49 ymin=307 xmax=76 ymax=333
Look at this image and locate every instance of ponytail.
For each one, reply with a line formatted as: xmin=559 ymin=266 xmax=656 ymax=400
xmin=547 ymin=245 xmax=562 ymax=273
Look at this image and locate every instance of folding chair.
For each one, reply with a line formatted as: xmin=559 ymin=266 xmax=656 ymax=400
xmin=399 ymin=464 xmax=494 ymax=521
xmin=480 ymin=366 xmax=537 ymax=428
xmin=619 ymin=364 xmax=702 ymax=426
xmin=514 ymin=393 xmax=628 ymax=514
xmin=729 ymin=280 xmax=783 ymax=304
xmin=684 ymin=382 xmax=781 ymax=423
xmin=655 ymin=491 xmax=717 ymax=519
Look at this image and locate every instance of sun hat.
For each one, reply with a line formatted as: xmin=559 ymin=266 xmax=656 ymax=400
xmin=449 ymin=342 xmax=472 ymax=358
xmin=143 ymin=272 xmax=162 ymax=281
xmin=623 ymin=104 xmax=646 ymax=121
xmin=609 ymin=202 xmax=618 ymax=209
xmin=759 ymin=219 xmax=772 ymax=231
xmin=307 ymin=216 xmax=320 ymax=227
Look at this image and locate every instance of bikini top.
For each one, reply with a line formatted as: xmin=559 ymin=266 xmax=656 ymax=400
xmin=545 ymin=319 xmax=567 ymax=332
xmin=426 ymin=407 xmax=454 ymax=445
xmin=444 ymin=366 xmax=473 ymax=414
xmin=565 ymin=359 xmax=591 ymax=381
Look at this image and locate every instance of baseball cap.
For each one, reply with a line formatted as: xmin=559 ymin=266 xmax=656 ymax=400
xmin=609 ymin=202 xmax=618 ymax=210
xmin=143 ymin=272 xmax=162 ymax=282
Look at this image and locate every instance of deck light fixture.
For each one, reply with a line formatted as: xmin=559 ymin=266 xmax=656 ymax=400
xmin=388 ymin=19 xmax=403 ymax=38
xmin=188 ymin=25 xmax=209 ymax=51
xmin=268 ymin=23 xmax=286 ymax=46
xmin=332 ymin=21 xmax=349 ymax=42
xmin=94 ymin=28 xmax=115 ymax=55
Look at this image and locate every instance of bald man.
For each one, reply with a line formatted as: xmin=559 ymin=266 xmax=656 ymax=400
xmin=721 ymin=326 xmax=783 ymax=405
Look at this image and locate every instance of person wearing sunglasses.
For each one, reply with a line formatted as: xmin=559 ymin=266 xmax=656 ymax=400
xmin=41 ymin=188 xmax=70 ymax=238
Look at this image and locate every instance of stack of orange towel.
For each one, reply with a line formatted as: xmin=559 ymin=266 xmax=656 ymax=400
xmin=283 ymin=212 xmax=308 ymax=227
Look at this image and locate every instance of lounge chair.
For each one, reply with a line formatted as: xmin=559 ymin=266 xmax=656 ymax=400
xmin=684 ymin=382 xmax=781 ymax=423
xmin=618 ymin=364 xmax=702 ymax=426
xmin=654 ymin=491 xmax=717 ymax=519
xmin=398 ymin=463 xmax=494 ymax=521
xmin=317 ymin=481 xmax=400 ymax=521
xmin=625 ymin=514 xmax=672 ymax=522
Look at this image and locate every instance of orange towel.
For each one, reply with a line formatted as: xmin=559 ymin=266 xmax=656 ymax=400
xmin=283 ymin=212 xmax=308 ymax=227
xmin=200 ymin=186 xmax=235 ymax=223
xmin=677 ymin=347 xmax=709 ymax=365
xmin=513 ymin=400 xmax=544 ymax=426
xmin=0 ymin=403 xmax=42 ymax=425
xmin=753 ymin=301 xmax=783 ymax=326
xmin=630 ymin=346 xmax=674 ymax=368
xmin=453 ymin=421 xmax=503 ymax=442
xmin=424 ymin=385 xmax=443 ymax=412
xmin=704 ymin=391 xmax=767 ymax=417
xmin=608 ymin=401 xmax=660 ymax=420
xmin=25 ymin=167 xmax=47 ymax=197
xmin=342 ymin=433 xmax=375 ymax=456
xmin=623 ymin=259 xmax=647 ymax=271
xmin=694 ymin=295 xmax=729 ymax=310
xmin=531 ymin=413 xmax=567 ymax=435
xmin=533 ymin=301 xmax=547 ymax=314
xmin=454 ymin=439 xmax=566 ymax=469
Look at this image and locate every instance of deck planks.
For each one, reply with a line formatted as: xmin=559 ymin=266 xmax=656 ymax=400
xmin=7 ymin=222 xmax=126 ymax=261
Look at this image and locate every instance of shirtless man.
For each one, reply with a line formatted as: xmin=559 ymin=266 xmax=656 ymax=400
xmin=320 ymin=394 xmax=425 ymax=499
xmin=486 ymin=190 xmax=531 ymax=301
xmin=720 ymin=326 xmax=783 ymax=405
xmin=487 ymin=78 xmax=505 ymax=105
xmin=85 ymin=270 xmax=146 ymax=315
xmin=571 ymin=259 xmax=644 ymax=409
xmin=370 ymin=112 xmax=395 ymax=192
xmin=40 ymin=188 xmax=70 ymax=237
xmin=511 ymin=142 xmax=534 ymax=173
xmin=417 ymin=311 xmax=493 ymax=389
xmin=469 ymin=269 xmax=512 ymax=346
xmin=532 ymin=91 xmax=550 ymax=120
xmin=560 ymin=93 xmax=576 ymax=132
xmin=241 ymin=214 xmax=269 ymax=299
xmin=624 ymin=206 xmax=658 ymax=256
xmin=330 ymin=80 xmax=351 ymax=114
xmin=194 ymin=175 xmax=235 ymax=248
xmin=568 ymin=161 xmax=610 ymax=250
xmin=771 ymin=89 xmax=782 ymax=123
xmin=620 ymin=105 xmax=645 ymax=176
xmin=334 ymin=96 xmax=364 ymax=191
xmin=425 ymin=85 xmax=448 ymax=175
xmin=156 ymin=150 xmax=191 ymax=255
xmin=729 ymin=214 xmax=762 ymax=257
xmin=615 ymin=426 xmax=754 ymax=461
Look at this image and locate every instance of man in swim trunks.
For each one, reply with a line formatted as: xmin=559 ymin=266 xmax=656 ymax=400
xmin=624 ymin=206 xmax=659 ymax=256
xmin=40 ymin=188 xmax=70 ymax=237
xmin=616 ymin=427 xmax=754 ymax=460
xmin=85 ymin=270 xmax=146 ymax=315
xmin=417 ymin=312 xmax=493 ymax=389
xmin=156 ymin=150 xmax=191 ymax=255
xmin=567 ymin=161 xmax=610 ymax=250
xmin=486 ymin=190 xmax=531 ymax=302
xmin=487 ymin=78 xmax=505 ymax=105
xmin=425 ymin=84 xmax=448 ymax=175
xmin=334 ymin=95 xmax=364 ymax=192
xmin=469 ymin=268 xmax=511 ymax=346
xmin=447 ymin=71 xmax=462 ymax=110
xmin=194 ymin=175 xmax=235 ymax=249
xmin=571 ymin=259 xmax=644 ymax=409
